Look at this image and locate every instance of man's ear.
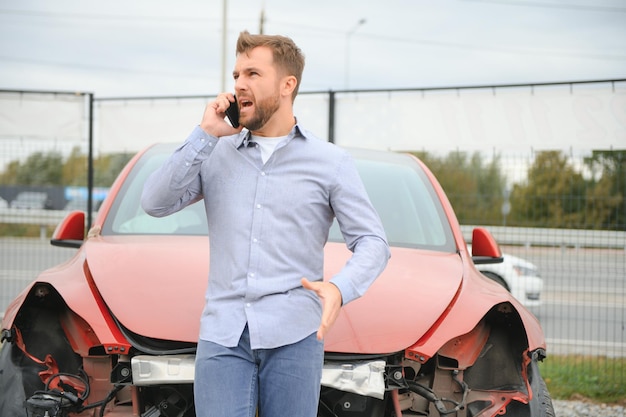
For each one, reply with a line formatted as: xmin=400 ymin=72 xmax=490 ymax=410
xmin=281 ymin=75 xmax=297 ymax=98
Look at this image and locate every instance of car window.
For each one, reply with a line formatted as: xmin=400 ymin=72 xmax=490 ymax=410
xmin=328 ymin=155 xmax=455 ymax=252
xmin=103 ymin=145 xmax=455 ymax=253
xmin=103 ymin=145 xmax=209 ymax=236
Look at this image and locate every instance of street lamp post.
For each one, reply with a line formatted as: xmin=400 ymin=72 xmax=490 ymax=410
xmin=344 ymin=18 xmax=366 ymax=90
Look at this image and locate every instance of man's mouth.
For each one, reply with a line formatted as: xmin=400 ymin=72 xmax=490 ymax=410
xmin=239 ymin=98 xmax=253 ymax=111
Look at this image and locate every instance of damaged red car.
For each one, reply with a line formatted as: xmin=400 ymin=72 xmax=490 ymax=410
xmin=0 ymin=144 xmax=553 ymax=417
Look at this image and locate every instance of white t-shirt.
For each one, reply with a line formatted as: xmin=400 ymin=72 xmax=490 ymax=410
xmin=250 ymin=134 xmax=287 ymax=164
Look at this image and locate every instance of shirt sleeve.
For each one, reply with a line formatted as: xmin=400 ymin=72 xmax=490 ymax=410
xmin=141 ymin=126 xmax=218 ymax=217
xmin=328 ymin=152 xmax=391 ymax=305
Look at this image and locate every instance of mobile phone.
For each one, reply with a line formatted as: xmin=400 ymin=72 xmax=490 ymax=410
xmin=225 ymin=96 xmax=240 ymax=128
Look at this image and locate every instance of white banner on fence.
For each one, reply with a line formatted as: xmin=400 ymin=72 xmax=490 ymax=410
xmin=2 ymin=81 xmax=624 ymax=160
xmin=333 ymin=82 xmax=626 ymax=152
xmin=91 ymin=81 xmax=625 ymax=155
xmin=94 ymin=93 xmax=331 ymax=155
xmin=0 ymin=91 xmax=88 ymax=168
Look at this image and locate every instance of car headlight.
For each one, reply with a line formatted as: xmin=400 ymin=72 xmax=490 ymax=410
xmin=513 ymin=265 xmax=539 ymax=277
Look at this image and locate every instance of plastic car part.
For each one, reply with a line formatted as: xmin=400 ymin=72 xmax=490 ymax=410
xmin=50 ymin=210 xmax=85 ymax=248
xmin=471 ymin=227 xmax=503 ymax=264
xmin=24 ymin=371 xmax=90 ymax=417
xmin=141 ymin=388 xmax=193 ymax=417
xmin=406 ymin=370 xmax=469 ymax=415
xmin=25 ymin=391 xmax=75 ymax=417
xmin=131 ymin=355 xmax=195 ymax=385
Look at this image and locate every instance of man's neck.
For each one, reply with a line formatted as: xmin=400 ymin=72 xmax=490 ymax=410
xmin=251 ymin=107 xmax=295 ymax=137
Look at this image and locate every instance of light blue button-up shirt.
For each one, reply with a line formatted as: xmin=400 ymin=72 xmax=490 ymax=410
xmin=141 ymin=123 xmax=390 ymax=349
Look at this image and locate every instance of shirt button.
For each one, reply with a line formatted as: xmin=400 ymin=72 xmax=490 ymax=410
xmin=253 ymin=238 xmax=258 ymax=243
xmin=246 ymin=303 xmax=251 ymax=308
xmin=249 ymin=272 xmax=255 ymax=278
xmin=185 ymin=162 xmax=190 ymax=166
xmin=261 ymin=172 xmax=266 ymax=176
xmin=256 ymin=204 xmax=261 ymax=209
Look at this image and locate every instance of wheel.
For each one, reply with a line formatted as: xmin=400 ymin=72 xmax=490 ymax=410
xmin=531 ymin=376 xmax=555 ymax=417
xmin=0 ymin=341 xmax=29 ymax=417
xmin=527 ymin=355 xmax=555 ymax=417
xmin=504 ymin=352 xmax=555 ymax=416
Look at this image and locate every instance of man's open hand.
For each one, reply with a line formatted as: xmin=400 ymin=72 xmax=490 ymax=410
xmin=301 ymin=278 xmax=343 ymax=340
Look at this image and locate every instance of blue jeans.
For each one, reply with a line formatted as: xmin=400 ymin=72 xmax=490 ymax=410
xmin=194 ymin=325 xmax=324 ymax=417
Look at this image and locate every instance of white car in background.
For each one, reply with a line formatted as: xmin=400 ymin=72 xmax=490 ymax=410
xmin=469 ymin=245 xmax=544 ymax=307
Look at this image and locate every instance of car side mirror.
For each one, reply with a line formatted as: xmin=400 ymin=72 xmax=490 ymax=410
xmin=50 ymin=211 xmax=85 ymax=249
xmin=471 ymin=227 xmax=503 ymax=265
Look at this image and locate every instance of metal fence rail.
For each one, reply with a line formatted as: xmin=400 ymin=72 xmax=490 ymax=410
xmin=461 ymin=225 xmax=626 ymax=250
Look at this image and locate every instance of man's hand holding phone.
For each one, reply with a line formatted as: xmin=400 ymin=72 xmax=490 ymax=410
xmin=200 ymin=93 xmax=243 ymax=137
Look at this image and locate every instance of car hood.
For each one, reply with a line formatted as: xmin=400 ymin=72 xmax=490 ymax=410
xmin=85 ymin=235 xmax=210 ymax=343
xmin=85 ymin=236 xmax=463 ymax=352
xmin=323 ymin=244 xmax=463 ymax=353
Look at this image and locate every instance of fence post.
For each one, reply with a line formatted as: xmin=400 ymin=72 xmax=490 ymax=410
xmin=87 ymin=93 xmax=94 ymax=229
xmin=328 ymin=90 xmax=335 ymax=144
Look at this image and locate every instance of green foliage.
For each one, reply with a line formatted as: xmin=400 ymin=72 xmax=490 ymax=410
xmin=539 ymin=355 xmax=626 ymax=404
xmin=509 ymin=151 xmax=586 ymax=228
xmin=583 ymin=150 xmax=626 ymax=229
xmin=63 ymin=147 xmax=88 ymax=186
xmin=2 ymin=147 xmax=625 ymax=231
xmin=0 ymin=148 xmax=132 ymax=188
xmin=509 ymin=150 xmax=625 ymax=230
xmin=0 ymin=223 xmax=55 ymax=237
xmin=0 ymin=151 xmax=64 ymax=186
xmin=410 ymin=149 xmax=625 ymax=231
xmin=409 ymin=151 xmax=506 ymax=225
xmin=94 ymin=153 xmax=133 ymax=186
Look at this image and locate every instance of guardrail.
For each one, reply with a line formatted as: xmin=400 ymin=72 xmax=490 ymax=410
xmin=0 ymin=208 xmax=72 ymax=239
xmin=1 ymin=208 xmax=624 ymax=249
xmin=461 ymin=225 xmax=626 ymax=250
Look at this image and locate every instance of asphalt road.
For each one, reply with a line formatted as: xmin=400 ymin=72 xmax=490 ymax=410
xmin=504 ymin=245 xmax=625 ymax=357
xmin=1 ymin=238 xmax=624 ymax=357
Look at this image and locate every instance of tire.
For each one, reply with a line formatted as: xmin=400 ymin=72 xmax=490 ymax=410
xmin=527 ymin=354 xmax=555 ymax=417
xmin=0 ymin=341 xmax=29 ymax=417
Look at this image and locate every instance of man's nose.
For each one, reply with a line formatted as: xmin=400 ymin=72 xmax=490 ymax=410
xmin=234 ymin=77 xmax=246 ymax=92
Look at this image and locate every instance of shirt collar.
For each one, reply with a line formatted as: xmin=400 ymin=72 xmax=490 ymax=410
xmin=237 ymin=118 xmax=310 ymax=149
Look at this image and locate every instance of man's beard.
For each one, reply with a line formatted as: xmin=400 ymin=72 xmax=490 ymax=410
xmin=242 ymin=92 xmax=280 ymax=132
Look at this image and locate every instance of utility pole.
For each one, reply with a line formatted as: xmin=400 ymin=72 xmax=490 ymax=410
xmin=220 ymin=0 xmax=228 ymax=92
xmin=345 ymin=18 xmax=366 ymax=90
xmin=259 ymin=5 xmax=265 ymax=34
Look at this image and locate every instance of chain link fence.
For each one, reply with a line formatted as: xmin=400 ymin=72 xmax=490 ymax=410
xmin=1 ymin=83 xmax=625 ymax=389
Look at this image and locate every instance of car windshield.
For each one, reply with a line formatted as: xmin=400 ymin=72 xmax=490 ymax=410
xmin=328 ymin=150 xmax=454 ymax=251
xmin=102 ymin=144 xmax=455 ymax=252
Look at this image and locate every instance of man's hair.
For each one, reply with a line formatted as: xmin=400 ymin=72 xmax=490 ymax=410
xmin=236 ymin=31 xmax=305 ymax=101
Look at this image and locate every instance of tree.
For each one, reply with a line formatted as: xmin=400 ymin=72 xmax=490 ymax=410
xmin=0 ymin=160 xmax=20 ymax=185
xmin=583 ymin=150 xmax=625 ymax=230
xmin=94 ymin=153 xmax=133 ymax=186
xmin=410 ymin=151 xmax=506 ymax=225
xmin=0 ymin=149 xmax=133 ymax=188
xmin=14 ymin=151 xmax=64 ymax=186
xmin=509 ymin=151 xmax=586 ymax=228
xmin=63 ymin=147 xmax=88 ymax=186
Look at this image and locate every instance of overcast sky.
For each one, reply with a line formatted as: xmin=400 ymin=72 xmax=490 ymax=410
xmin=1 ymin=0 xmax=625 ymax=98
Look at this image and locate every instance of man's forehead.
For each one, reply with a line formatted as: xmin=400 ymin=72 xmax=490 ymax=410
xmin=235 ymin=46 xmax=274 ymax=67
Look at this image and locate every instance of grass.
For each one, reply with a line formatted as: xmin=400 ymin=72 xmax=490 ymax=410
xmin=0 ymin=223 xmax=55 ymax=238
xmin=539 ymin=355 xmax=626 ymax=405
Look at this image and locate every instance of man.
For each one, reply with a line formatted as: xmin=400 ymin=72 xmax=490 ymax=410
xmin=141 ymin=31 xmax=389 ymax=417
